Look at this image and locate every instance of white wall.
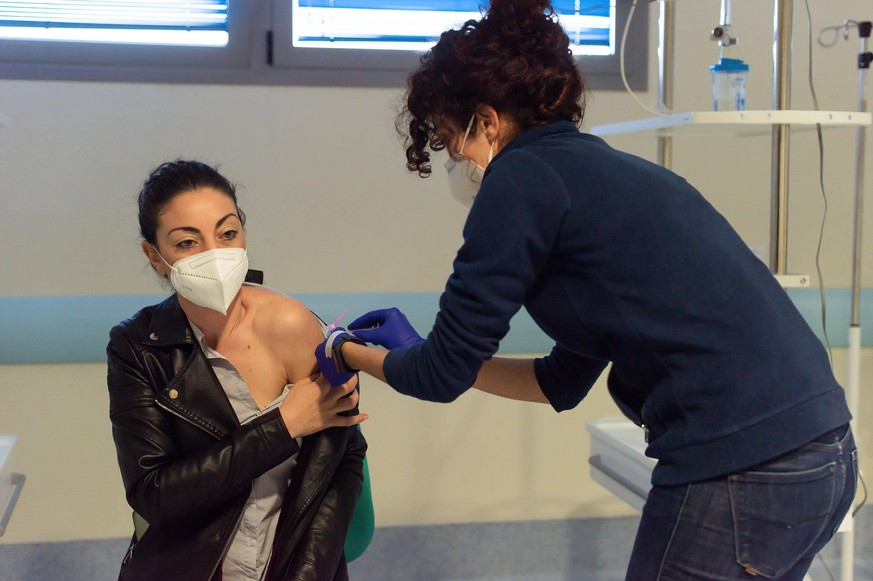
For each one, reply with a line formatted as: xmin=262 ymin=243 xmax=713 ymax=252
xmin=1 ymin=353 xmax=872 ymax=543
xmin=1 ymin=0 xmax=872 ymax=544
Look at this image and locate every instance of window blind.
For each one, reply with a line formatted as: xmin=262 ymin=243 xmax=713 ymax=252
xmin=0 ymin=0 xmax=229 ymax=46
xmin=290 ymin=0 xmax=614 ymax=55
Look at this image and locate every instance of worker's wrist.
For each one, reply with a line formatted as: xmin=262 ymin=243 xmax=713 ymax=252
xmin=333 ymin=333 xmax=364 ymax=374
xmin=339 ymin=341 xmax=367 ymax=374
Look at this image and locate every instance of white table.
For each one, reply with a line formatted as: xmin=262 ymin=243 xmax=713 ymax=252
xmin=586 ymin=417 xmax=654 ymax=512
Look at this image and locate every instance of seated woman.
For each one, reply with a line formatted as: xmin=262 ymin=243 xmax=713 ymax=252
xmin=107 ymin=159 xmax=367 ymax=581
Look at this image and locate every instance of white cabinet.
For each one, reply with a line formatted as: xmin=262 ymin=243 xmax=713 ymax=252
xmin=586 ymin=418 xmax=654 ymax=512
xmin=0 ymin=434 xmax=25 ymax=537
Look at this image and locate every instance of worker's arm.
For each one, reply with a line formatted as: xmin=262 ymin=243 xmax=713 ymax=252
xmin=472 ymin=357 xmax=549 ymax=403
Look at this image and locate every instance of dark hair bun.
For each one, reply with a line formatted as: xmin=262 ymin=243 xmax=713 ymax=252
xmin=398 ymin=0 xmax=584 ymax=176
xmin=487 ymin=0 xmax=554 ymax=23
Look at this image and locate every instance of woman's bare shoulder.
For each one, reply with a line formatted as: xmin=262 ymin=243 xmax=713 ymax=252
xmin=242 ymin=285 xmax=324 ymax=342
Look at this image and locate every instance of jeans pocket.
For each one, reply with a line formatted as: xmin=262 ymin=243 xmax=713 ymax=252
xmin=729 ymin=460 xmax=837 ymax=578
xmin=831 ymin=447 xmax=861 ymax=537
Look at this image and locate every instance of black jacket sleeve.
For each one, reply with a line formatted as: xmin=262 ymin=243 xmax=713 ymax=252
xmin=107 ymin=323 xmax=300 ymax=528
xmin=284 ymin=426 xmax=366 ymax=580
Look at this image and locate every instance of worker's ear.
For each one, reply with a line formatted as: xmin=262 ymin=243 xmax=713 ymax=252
xmin=474 ymin=105 xmax=501 ymax=143
xmin=142 ymin=241 xmax=169 ymax=277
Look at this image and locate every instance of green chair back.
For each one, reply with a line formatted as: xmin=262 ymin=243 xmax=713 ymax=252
xmin=344 ymin=454 xmax=374 ymax=562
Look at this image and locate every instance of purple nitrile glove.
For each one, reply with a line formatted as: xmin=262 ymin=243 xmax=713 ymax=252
xmin=348 ymin=308 xmax=425 ymax=349
xmin=315 ymin=328 xmax=362 ymax=387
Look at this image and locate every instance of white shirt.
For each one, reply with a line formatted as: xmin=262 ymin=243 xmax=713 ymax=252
xmin=189 ymin=322 xmax=300 ymax=581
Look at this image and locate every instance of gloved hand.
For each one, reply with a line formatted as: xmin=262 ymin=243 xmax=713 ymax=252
xmin=315 ymin=328 xmax=363 ymax=387
xmin=348 ymin=308 xmax=425 ymax=350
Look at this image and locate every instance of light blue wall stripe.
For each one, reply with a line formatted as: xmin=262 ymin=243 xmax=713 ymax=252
xmin=1 ymin=289 xmax=872 ymax=364
xmin=0 ymin=293 xmax=547 ymax=364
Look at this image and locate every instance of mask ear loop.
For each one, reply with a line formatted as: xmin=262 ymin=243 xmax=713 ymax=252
xmin=462 ymin=113 xmax=498 ymax=165
xmin=150 ymin=244 xmax=175 ymax=274
xmin=458 ymin=114 xmax=476 ymax=156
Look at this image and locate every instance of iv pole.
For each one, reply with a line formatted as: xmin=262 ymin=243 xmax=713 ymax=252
xmin=655 ymin=3 xmax=868 ymax=578
xmin=771 ymin=0 xmax=792 ymax=275
xmin=656 ymin=0 xmax=674 ymax=169
xmin=842 ymin=20 xmax=871 ymax=581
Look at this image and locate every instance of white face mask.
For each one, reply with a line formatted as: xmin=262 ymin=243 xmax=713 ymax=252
xmin=444 ymin=114 xmax=495 ymax=208
xmin=156 ymin=247 xmax=249 ymax=315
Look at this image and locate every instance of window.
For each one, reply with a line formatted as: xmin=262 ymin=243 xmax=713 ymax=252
xmin=271 ymin=0 xmax=648 ymax=89
xmin=0 ymin=1 xmax=230 ymax=46
xmin=287 ymin=0 xmax=614 ymax=55
xmin=0 ymin=0 xmax=253 ymax=72
xmin=0 ymin=0 xmax=647 ymax=89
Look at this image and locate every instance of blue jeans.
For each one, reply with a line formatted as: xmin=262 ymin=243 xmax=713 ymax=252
xmin=626 ymin=425 xmax=857 ymax=580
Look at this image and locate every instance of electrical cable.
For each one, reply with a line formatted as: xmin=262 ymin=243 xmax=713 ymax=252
xmin=620 ymin=0 xmax=668 ymax=115
xmin=558 ymin=1 xmax=662 ymax=114
xmin=804 ymin=5 xmax=870 ymax=533
xmin=815 ymin=14 xmax=870 ymax=520
xmin=854 ymin=469 xmax=868 ymax=517
xmin=803 ymin=0 xmax=834 ymax=367
xmin=818 ymin=20 xmax=863 ymax=49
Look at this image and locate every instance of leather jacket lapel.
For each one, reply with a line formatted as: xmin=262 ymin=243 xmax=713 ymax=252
xmin=144 ymin=295 xmax=240 ymax=439
xmin=155 ymin=348 xmax=240 ymax=439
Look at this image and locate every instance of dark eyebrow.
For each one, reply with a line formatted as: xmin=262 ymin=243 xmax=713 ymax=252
xmin=166 ymin=226 xmax=200 ymax=236
xmin=166 ymin=213 xmax=239 ymax=237
xmin=215 ymin=213 xmax=240 ymax=228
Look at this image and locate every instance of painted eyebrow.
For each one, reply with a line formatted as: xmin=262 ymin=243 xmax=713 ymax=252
xmin=166 ymin=213 xmax=240 ymax=237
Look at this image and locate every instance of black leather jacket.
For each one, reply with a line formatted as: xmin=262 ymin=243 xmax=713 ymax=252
xmin=107 ymin=292 xmax=366 ymax=581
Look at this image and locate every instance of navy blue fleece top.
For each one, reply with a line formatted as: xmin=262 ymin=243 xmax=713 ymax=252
xmin=384 ymin=120 xmax=850 ymax=486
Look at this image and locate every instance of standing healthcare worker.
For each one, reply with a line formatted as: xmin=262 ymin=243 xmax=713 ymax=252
xmin=317 ymin=0 xmax=859 ymax=578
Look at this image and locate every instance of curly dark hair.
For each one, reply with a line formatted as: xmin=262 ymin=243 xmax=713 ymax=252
xmin=397 ymin=0 xmax=586 ymax=177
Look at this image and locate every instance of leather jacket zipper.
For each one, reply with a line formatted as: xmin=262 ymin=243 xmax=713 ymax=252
xmin=122 ymin=541 xmax=136 ymax=565
xmin=155 ymin=398 xmax=221 ymax=440
xmin=155 ymin=397 xmax=248 ymax=579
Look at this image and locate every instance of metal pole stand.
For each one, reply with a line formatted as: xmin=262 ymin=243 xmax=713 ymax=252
xmin=840 ymin=20 xmax=871 ymax=581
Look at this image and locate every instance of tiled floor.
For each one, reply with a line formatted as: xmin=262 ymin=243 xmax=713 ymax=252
xmin=347 ymin=510 xmax=872 ymax=581
xmin=0 ymin=509 xmax=870 ymax=580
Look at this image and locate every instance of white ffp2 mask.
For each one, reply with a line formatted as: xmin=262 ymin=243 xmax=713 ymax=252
xmin=445 ymin=156 xmax=485 ymax=208
xmin=157 ymin=247 xmax=249 ymax=315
